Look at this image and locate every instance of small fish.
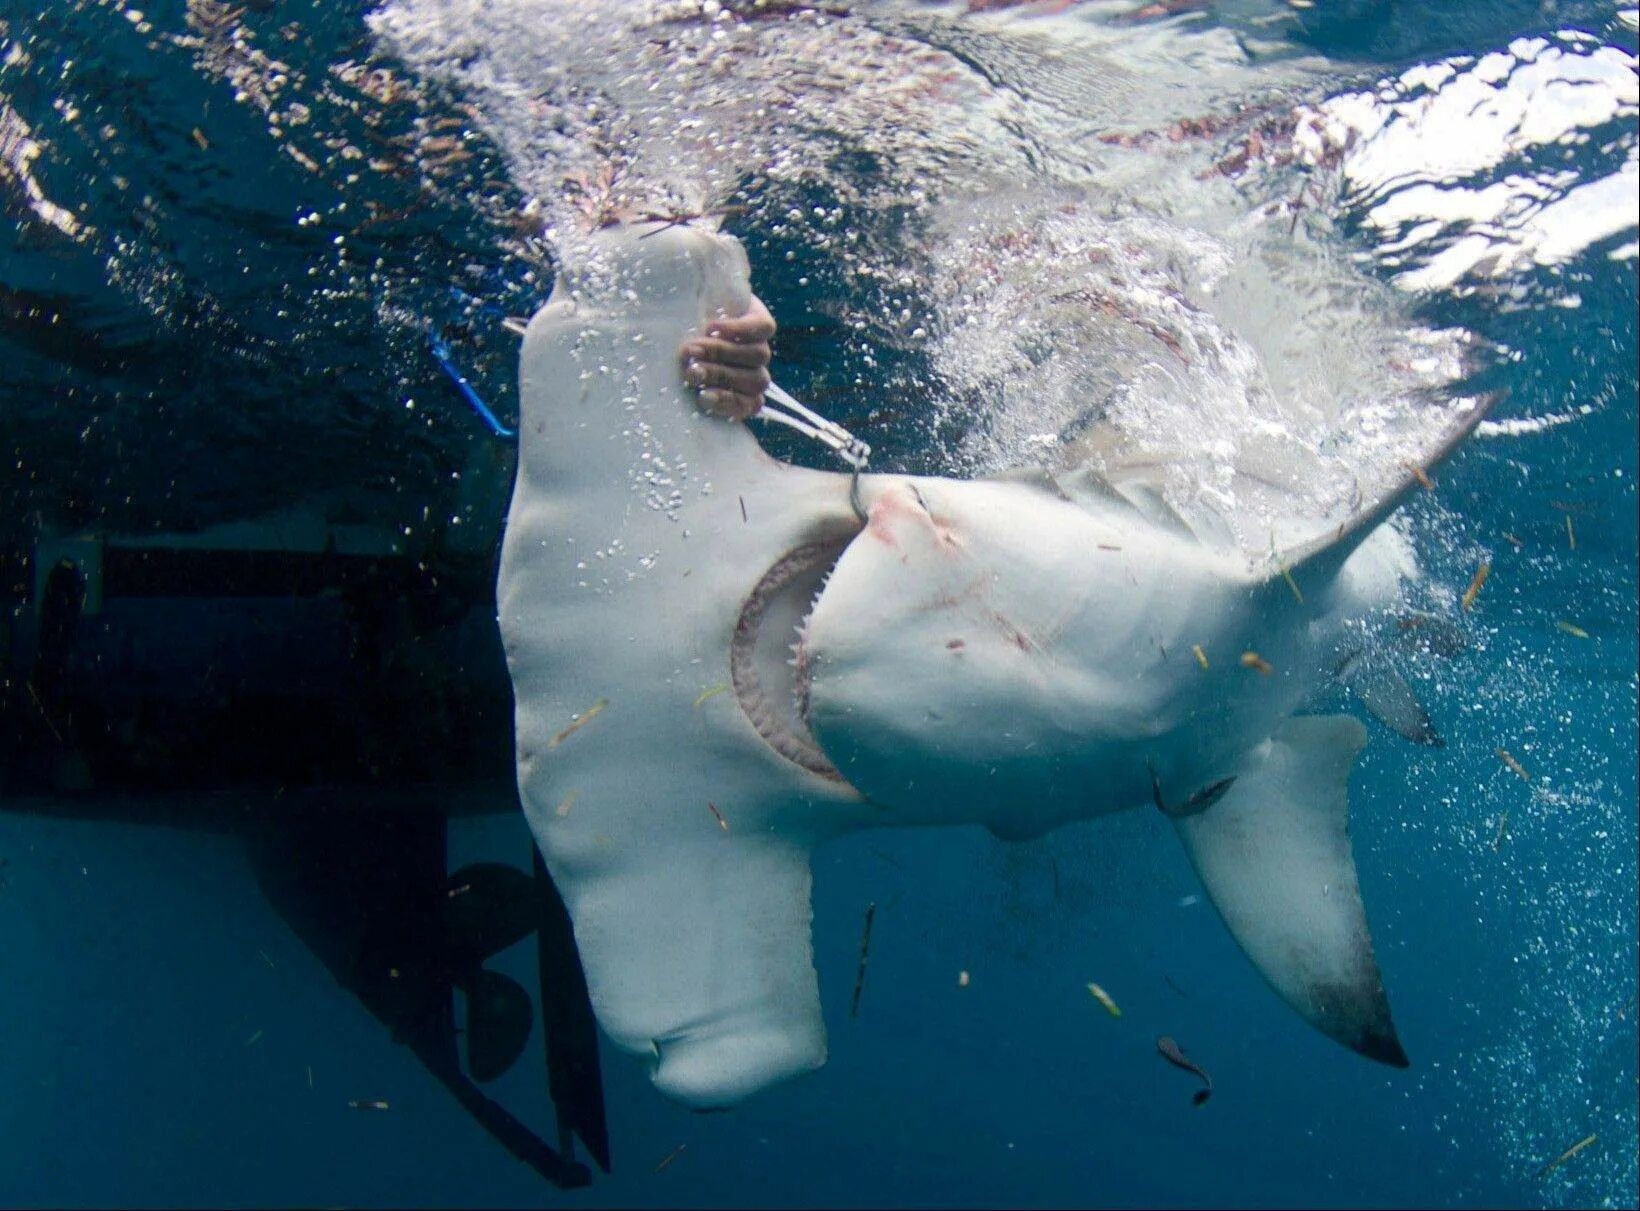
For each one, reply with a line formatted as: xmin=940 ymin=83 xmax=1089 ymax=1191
xmin=348 ymin=1099 xmax=391 ymax=1112
xmin=1502 ymin=531 xmax=1525 ymax=549
xmin=1496 ymin=748 xmax=1532 ymax=782
xmin=1461 ymin=562 xmax=1490 ymax=612
xmin=555 ymin=789 xmax=579 ymax=818
xmin=1565 ymin=514 xmax=1576 ymax=550
xmin=1534 ymin=1133 xmax=1596 ymax=1179
xmin=1555 ymin=620 xmax=1589 ymax=639
xmin=1156 ymin=1036 xmax=1213 ymax=1105
xmin=693 ymin=682 xmax=729 ymax=707
xmin=1401 ymin=460 xmax=1434 ymax=491
xmin=654 ymin=1144 xmax=687 ymax=1173
xmin=707 ymin=801 xmax=729 ymax=832
xmin=1192 ymin=644 xmax=1210 ymax=670
xmin=549 ymin=698 xmax=607 ymax=749
xmin=1240 ymin=651 xmax=1273 ymax=675
xmin=1086 ymin=982 xmax=1122 ymax=1018
xmin=1491 ymin=812 xmax=1509 ymax=851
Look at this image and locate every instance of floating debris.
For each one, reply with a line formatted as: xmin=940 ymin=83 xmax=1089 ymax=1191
xmin=1192 ymin=644 xmax=1210 ymax=670
xmin=1534 ymin=1133 xmax=1596 ymax=1179
xmin=1240 ymin=651 xmax=1273 ymax=675
xmin=957 ymin=970 xmax=970 ymax=988
xmin=1277 ymin=558 xmax=1304 ymax=603
xmin=1401 ymin=460 xmax=1435 ymax=490
xmin=1502 ymin=531 xmax=1525 ymax=549
xmin=849 ymin=902 xmax=877 ymax=1020
xmin=693 ymin=682 xmax=730 ymax=708
xmin=1461 ymin=562 xmax=1490 ymax=612
xmin=306 ymin=1066 xmax=314 ymax=1090
xmin=257 ymin=948 xmax=276 ymax=969
xmin=1565 ymin=515 xmax=1577 ymax=550
xmin=191 ymin=127 xmax=211 ymax=150
xmin=555 ymin=789 xmax=579 ymax=818
xmin=1086 ymin=982 xmax=1122 ymax=1018
xmin=707 ymin=801 xmax=729 ymax=832
xmin=348 ymin=1099 xmax=391 ymax=1112
xmin=549 ymin=698 xmax=607 ymax=749
xmin=1163 ymin=974 xmax=1190 ymax=998
xmin=1496 ymin=748 xmax=1532 ymax=782
xmin=244 ymin=1029 xmax=263 ymax=1047
xmin=654 ymin=1143 xmax=687 ymax=1173
xmin=1156 ymin=1036 xmax=1213 ymax=1105
xmin=1555 ymin=620 xmax=1589 ymax=639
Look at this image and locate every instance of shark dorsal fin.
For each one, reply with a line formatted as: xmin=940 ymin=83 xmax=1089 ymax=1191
xmin=1274 ymin=391 xmax=1500 ymax=596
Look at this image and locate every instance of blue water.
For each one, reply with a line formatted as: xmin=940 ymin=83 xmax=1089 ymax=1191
xmin=2 ymin=1 xmax=1635 ymax=1207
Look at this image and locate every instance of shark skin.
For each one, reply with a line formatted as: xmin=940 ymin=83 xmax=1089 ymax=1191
xmin=501 ymin=224 xmax=1482 ymax=1107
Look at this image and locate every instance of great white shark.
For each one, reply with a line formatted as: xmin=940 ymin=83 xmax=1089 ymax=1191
xmin=498 ymin=222 xmax=1489 ymax=1109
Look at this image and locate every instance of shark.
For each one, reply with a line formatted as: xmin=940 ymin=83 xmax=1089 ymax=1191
xmin=498 ymin=222 xmax=1490 ymax=1109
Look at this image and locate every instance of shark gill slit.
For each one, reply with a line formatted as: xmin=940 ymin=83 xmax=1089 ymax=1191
xmin=732 ymin=532 xmax=858 ymax=781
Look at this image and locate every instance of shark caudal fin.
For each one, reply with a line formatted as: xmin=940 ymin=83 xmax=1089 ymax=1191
xmin=1171 ymin=715 xmax=1408 ymax=1067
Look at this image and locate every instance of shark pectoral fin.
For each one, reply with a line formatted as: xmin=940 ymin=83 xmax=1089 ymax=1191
xmin=1172 ymin=715 xmax=1409 ymax=1068
xmin=562 ymin=836 xmax=826 ymax=1109
xmin=1336 ymin=648 xmax=1443 ymax=747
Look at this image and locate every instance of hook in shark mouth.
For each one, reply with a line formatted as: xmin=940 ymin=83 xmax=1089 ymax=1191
xmin=731 ymin=533 xmax=857 ymax=781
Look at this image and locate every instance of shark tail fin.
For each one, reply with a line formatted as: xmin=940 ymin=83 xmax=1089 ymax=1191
xmin=1172 ymin=715 xmax=1408 ymax=1067
xmin=1278 ymin=391 xmax=1500 ymax=596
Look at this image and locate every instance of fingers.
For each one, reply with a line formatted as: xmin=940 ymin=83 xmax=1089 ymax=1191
xmin=681 ymin=336 xmax=769 ymax=369
xmin=705 ymin=296 xmax=775 ymax=345
xmin=680 ymin=293 xmax=776 ymax=422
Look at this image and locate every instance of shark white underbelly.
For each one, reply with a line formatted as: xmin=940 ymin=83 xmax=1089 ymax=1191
xmin=499 ymin=224 xmax=1488 ymax=1107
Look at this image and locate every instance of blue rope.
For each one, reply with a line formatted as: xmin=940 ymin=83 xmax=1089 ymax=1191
xmin=429 ymin=334 xmax=516 ymax=440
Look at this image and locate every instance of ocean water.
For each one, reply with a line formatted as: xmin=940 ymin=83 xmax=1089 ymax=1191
xmin=1 ymin=1 xmax=1636 ymax=1207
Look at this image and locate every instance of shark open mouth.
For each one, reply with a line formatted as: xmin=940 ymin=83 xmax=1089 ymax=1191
xmin=731 ymin=533 xmax=857 ymax=781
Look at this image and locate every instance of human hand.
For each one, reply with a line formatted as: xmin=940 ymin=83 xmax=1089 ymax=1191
xmin=679 ymin=296 xmax=775 ymax=421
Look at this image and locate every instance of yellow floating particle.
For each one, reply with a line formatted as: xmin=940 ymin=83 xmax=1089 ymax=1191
xmin=1402 ymin=460 xmax=1435 ymax=491
xmin=1555 ymin=620 xmax=1589 ymax=639
xmin=555 ymin=789 xmax=580 ymax=818
xmin=693 ymin=683 xmax=730 ymax=708
xmin=1461 ymin=562 xmax=1490 ymax=611
xmin=1240 ymin=651 xmax=1273 ymax=675
xmin=549 ymin=699 xmax=607 ymax=749
xmin=1192 ymin=644 xmax=1210 ymax=670
xmin=1535 ymin=1133 xmax=1596 ymax=1179
xmin=1086 ymin=982 xmax=1123 ymax=1018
